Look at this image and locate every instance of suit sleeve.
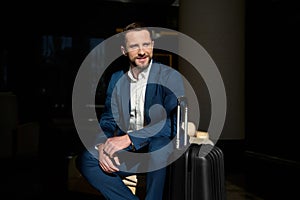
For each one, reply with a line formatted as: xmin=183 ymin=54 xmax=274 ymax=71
xmin=94 ymin=71 xmax=124 ymax=146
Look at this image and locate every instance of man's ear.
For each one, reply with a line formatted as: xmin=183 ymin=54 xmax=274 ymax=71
xmin=121 ymin=46 xmax=127 ymax=56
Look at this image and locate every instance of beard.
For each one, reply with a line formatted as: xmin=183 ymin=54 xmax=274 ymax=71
xmin=130 ymin=55 xmax=152 ymax=70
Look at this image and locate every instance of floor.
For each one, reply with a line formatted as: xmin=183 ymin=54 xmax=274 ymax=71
xmin=225 ymin=177 xmax=264 ymax=200
xmin=0 ymin=155 xmax=266 ymax=200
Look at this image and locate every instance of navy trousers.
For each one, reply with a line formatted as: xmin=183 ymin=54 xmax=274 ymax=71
xmin=76 ymin=137 xmax=173 ymax=200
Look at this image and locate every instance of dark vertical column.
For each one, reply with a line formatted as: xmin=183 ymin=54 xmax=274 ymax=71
xmin=178 ymin=0 xmax=245 ymax=140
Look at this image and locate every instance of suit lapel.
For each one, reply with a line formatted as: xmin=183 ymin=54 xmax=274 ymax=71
xmin=144 ymin=62 xmax=161 ymax=121
xmin=117 ymin=73 xmax=131 ymax=131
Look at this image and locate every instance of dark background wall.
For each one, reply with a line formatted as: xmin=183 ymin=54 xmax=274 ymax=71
xmin=178 ymin=0 xmax=245 ymax=141
xmin=244 ymin=1 xmax=300 ymax=197
xmin=0 ymin=1 xmax=179 ymax=123
xmin=245 ymin=0 xmax=299 ymax=160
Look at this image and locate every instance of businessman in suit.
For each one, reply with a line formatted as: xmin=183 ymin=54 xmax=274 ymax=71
xmin=76 ymin=22 xmax=184 ymax=200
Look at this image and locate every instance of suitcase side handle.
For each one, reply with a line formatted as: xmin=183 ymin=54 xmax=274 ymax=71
xmin=176 ymin=96 xmax=188 ymax=149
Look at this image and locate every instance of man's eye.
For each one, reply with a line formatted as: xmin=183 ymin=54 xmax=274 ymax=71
xmin=129 ymin=45 xmax=139 ymax=50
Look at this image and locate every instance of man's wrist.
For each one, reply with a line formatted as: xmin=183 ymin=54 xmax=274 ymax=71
xmin=95 ymin=143 xmax=103 ymax=150
xmin=130 ymin=141 xmax=135 ymax=151
xmin=126 ymin=134 xmax=135 ymax=151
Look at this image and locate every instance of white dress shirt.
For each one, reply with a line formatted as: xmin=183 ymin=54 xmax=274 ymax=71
xmin=127 ymin=60 xmax=152 ymax=131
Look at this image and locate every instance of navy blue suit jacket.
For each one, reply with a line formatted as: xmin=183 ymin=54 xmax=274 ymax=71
xmin=96 ymin=61 xmax=185 ymax=151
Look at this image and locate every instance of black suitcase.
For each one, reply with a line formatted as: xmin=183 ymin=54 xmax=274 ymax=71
xmin=164 ymin=97 xmax=226 ymax=200
xmin=164 ymin=144 xmax=226 ymax=200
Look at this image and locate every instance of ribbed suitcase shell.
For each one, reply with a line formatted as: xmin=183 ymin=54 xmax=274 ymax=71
xmin=164 ymin=143 xmax=226 ymax=200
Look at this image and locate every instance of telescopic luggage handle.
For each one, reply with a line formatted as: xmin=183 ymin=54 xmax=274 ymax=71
xmin=176 ymin=96 xmax=188 ymax=149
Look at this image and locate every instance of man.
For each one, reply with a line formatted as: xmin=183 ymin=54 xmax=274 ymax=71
xmin=76 ymin=22 xmax=184 ymax=200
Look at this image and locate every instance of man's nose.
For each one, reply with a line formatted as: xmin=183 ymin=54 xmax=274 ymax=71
xmin=137 ymin=46 xmax=145 ymax=54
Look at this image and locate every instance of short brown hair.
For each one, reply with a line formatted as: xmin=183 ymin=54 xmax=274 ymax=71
xmin=123 ymin=22 xmax=147 ymax=32
xmin=122 ymin=22 xmax=152 ymax=45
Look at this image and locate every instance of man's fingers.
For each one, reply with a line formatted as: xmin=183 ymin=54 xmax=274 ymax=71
xmin=99 ymin=162 xmax=108 ymax=172
xmin=113 ymin=156 xmax=120 ymax=166
xmin=100 ymin=154 xmax=119 ymax=173
xmin=103 ymin=147 xmax=118 ymax=159
xmin=106 ymin=145 xmax=116 ymax=157
xmin=104 ymin=140 xmax=115 ymax=156
xmin=103 ymin=149 xmax=117 ymax=159
xmin=106 ymin=157 xmax=119 ymax=172
xmin=102 ymin=149 xmax=109 ymax=157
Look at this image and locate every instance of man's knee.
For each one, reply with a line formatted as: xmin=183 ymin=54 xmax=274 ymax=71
xmin=75 ymin=150 xmax=97 ymax=173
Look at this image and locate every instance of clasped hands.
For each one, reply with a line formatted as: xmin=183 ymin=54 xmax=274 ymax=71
xmin=98 ymin=134 xmax=131 ymax=173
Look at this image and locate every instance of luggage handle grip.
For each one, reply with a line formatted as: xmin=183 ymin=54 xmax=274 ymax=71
xmin=176 ymin=96 xmax=188 ymax=149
